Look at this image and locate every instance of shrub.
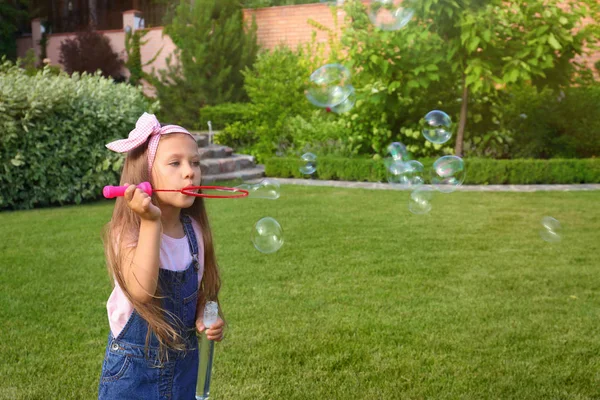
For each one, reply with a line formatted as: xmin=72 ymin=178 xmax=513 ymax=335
xmin=59 ymin=29 xmax=124 ymax=79
xmin=198 ymin=103 xmax=252 ymax=130
xmin=217 ymin=46 xmax=320 ymax=162
xmin=502 ymin=84 xmax=600 ymax=159
xmin=0 ymin=59 xmax=158 ymax=210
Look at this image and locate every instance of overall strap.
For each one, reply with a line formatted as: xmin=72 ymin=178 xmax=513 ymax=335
xmin=180 ymin=214 xmax=200 ymax=268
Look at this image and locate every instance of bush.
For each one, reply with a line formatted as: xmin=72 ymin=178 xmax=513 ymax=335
xmin=0 ymin=59 xmax=157 ymax=210
xmin=281 ymin=111 xmax=359 ymax=157
xmin=265 ymin=156 xmax=600 ymax=184
xmin=59 ymin=29 xmax=124 ymax=79
xmin=502 ymin=84 xmax=600 ymax=159
xmin=217 ymin=46 xmax=321 ymax=162
xmin=198 ymin=103 xmax=252 ymax=130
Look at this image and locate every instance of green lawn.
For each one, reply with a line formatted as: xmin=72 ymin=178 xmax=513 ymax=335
xmin=1 ymin=186 xmax=599 ymax=399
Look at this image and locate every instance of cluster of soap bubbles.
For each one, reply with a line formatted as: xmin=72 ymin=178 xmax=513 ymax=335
xmin=278 ymin=1 xmax=560 ymax=248
xmin=382 ymin=110 xmax=466 ymax=215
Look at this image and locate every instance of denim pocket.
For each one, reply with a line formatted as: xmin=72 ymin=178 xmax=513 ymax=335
xmin=100 ymin=351 xmax=131 ymax=383
xmin=183 ymin=290 xmax=198 ymax=329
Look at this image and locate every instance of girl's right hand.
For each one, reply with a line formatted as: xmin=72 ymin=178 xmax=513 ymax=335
xmin=123 ymin=183 xmax=161 ymax=221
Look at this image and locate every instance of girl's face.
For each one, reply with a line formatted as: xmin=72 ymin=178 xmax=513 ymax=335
xmin=151 ymin=133 xmax=202 ymax=209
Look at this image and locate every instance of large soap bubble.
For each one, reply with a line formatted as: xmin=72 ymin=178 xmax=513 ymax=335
xmin=368 ymin=0 xmax=414 ymax=31
xmin=306 ymin=64 xmax=353 ymax=109
xmin=422 ymin=110 xmax=453 ymax=144
xmin=431 ymin=156 xmax=466 ymax=193
xmin=251 ymin=217 xmax=284 ymax=254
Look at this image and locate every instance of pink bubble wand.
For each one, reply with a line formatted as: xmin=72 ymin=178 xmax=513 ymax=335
xmin=103 ymin=182 xmax=249 ymax=199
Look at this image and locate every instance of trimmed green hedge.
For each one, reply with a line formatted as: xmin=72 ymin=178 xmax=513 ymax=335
xmin=265 ymin=157 xmax=600 ymax=184
xmin=0 ymin=60 xmax=156 ymax=210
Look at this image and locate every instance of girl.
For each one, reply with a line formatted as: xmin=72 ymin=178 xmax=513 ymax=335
xmin=98 ymin=113 xmax=225 ymax=399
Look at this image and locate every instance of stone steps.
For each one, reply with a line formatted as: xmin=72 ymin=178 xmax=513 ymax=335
xmin=200 ymin=154 xmax=256 ymax=175
xmin=201 ymin=166 xmax=266 ymax=184
xmin=190 ymin=132 xmax=265 ymax=183
xmin=197 ymin=144 xmax=233 ymax=159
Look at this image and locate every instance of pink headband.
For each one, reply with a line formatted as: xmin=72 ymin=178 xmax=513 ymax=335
xmin=105 ymin=113 xmax=193 ymax=176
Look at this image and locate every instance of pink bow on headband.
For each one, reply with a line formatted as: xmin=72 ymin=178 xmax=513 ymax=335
xmin=105 ymin=113 xmax=193 ymax=175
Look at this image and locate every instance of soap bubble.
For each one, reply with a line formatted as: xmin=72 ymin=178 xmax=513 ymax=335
xmin=385 ymin=158 xmax=408 ymax=185
xmin=431 ymin=155 xmax=466 ymax=193
xmin=331 ymin=85 xmax=355 ymax=114
xmin=422 ymin=110 xmax=452 ymax=144
xmin=368 ymin=0 xmax=414 ymax=31
xmin=251 ymin=217 xmax=284 ymax=254
xmin=237 ymin=178 xmax=280 ymax=200
xmin=306 ymin=64 xmax=353 ymax=108
xmin=299 ymin=152 xmax=317 ymax=175
xmin=387 ymin=142 xmax=411 ymax=162
xmin=385 ymin=159 xmax=424 ymax=186
xmin=402 ymin=160 xmax=425 ymax=186
xmin=540 ymin=216 xmax=562 ymax=243
xmin=409 ymin=187 xmax=433 ymax=215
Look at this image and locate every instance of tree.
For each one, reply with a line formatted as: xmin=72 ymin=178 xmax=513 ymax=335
xmin=149 ymin=0 xmax=259 ymax=128
xmin=342 ymin=0 xmax=600 ymax=157
xmin=414 ymin=0 xmax=599 ymax=156
xmin=0 ymin=1 xmax=29 ymax=60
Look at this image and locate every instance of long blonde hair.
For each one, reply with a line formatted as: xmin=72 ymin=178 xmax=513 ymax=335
xmin=102 ymin=139 xmax=223 ymax=359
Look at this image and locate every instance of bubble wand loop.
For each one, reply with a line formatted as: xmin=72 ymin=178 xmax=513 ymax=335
xmin=102 ymin=182 xmax=249 ymax=199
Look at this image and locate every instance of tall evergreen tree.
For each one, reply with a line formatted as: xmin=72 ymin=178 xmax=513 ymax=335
xmin=150 ymin=0 xmax=259 ymax=128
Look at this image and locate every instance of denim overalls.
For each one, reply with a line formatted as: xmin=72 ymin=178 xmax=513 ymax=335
xmin=98 ymin=215 xmax=200 ymax=400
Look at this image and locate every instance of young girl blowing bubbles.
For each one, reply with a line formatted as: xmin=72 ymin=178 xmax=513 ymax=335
xmin=98 ymin=113 xmax=225 ymax=399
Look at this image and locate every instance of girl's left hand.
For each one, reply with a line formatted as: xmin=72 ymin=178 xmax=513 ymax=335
xmin=196 ymin=318 xmax=225 ymax=342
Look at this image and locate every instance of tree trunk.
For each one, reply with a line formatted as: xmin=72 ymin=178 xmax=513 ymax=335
xmin=88 ymin=0 xmax=97 ymax=29
xmin=455 ymin=72 xmax=468 ymax=157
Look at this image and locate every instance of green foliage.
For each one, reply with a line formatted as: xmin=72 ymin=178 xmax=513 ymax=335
xmin=150 ymin=0 xmax=258 ymax=128
xmin=198 ymin=102 xmax=252 ymax=130
xmin=501 ymin=84 xmax=600 ymax=159
xmin=282 ymin=111 xmax=359 ymax=157
xmin=0 ymin=1 xmax=28 ymax=60
xmin=18 ymin=49 xmax=38 ymax=76
xmin=125 ymin=29 xmax=163 ymax=86
xmin=266 ymin=156 xmax=600 ymax=184
xmin=339 ymin=0 xmax=600 ymax=156
xmin=217 ymin=45 xmax=317 ymax=162
xmin=0 ymin=58 xmax=158 ymax=210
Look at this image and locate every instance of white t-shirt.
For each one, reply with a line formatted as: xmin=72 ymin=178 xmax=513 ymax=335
xmin=106 ymin=218 xmax=204 ymax=338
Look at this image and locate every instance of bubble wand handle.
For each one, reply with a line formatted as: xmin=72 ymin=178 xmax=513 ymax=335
xmin=102 ymin=182 xmax=153 ymax=198
xmin=196 ymin=301 xmax=218 ymax=400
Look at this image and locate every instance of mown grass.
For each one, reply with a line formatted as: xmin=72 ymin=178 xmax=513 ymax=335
xmin=1 ymin=186 xmax=599 ymax=399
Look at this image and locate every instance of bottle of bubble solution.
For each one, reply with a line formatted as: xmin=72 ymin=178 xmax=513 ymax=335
xmin=196 ymin=301 xmax=218 ymax=400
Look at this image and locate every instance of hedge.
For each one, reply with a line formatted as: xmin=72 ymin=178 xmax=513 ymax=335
xmin=0 ymin=60 xmax=156 ymax=210
xmin=265 ymin=157 xmax=600 ymax=184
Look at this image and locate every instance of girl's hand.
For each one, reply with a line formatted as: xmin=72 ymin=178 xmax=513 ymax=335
xmin=123 ymin=183 xmax=161 ymax=221
xmin=196 ymin=317 xmax=225 ymax=342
